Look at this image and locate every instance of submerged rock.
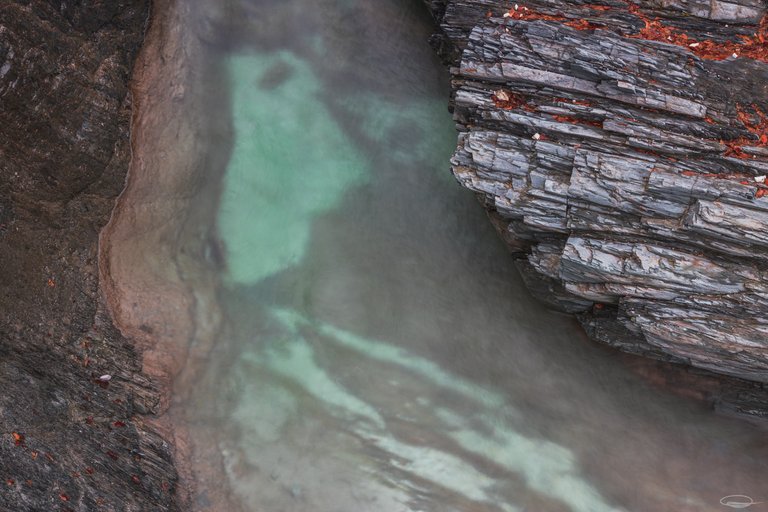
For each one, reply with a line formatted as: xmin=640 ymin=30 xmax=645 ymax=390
xmin=426 ymin=0 xmax=768 ymax=415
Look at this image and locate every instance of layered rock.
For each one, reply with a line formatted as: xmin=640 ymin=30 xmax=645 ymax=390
xmin=426 ymin=0 xmax=768 ymax=413
xmin=0 ymin=1 xmax=180 ymax=510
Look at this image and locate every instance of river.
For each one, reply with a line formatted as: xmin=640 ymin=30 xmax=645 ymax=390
xmin=173 ymin=1 xmax=768 ymax=511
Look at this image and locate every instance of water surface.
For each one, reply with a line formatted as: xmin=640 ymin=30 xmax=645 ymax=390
xmin=178 ymin=1 xmax=768 ymax=511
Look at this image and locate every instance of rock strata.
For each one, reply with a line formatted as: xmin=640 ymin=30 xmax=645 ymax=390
xmin=426 ymin=0 xmax=768 ymax=415
xmin=0 ymin=1 xmax=180 ymax=510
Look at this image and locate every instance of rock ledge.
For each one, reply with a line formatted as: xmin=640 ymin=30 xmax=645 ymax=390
xmin=425 ymin=0 xmax=768 ymax=416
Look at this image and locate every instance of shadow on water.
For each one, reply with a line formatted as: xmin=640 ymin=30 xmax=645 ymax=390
xmin=177 ymin=1 xmax=768 ymax=511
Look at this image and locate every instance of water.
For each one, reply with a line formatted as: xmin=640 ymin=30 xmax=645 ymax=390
xmin=176 ymin=1 xmax=768 ymax=511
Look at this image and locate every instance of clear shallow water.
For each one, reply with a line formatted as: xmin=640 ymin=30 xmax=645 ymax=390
xmin=178 ymin=1 xmax=768 ymax=511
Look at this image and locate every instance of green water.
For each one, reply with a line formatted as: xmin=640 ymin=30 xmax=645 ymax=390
xmin=220 ymin=52 xmax=367 ymax=284
xmin=179 ymin=1 xmax=768 ymax=511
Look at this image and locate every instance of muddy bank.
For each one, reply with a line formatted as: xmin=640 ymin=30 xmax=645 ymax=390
xmin=0 ymin=1 xmax=181 ymax=510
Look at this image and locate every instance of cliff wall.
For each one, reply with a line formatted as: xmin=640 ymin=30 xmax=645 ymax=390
xmin=426 ymin=0 xmax=768 ymax=416
xmin=0 ymin=1 xmax=180 ymax=510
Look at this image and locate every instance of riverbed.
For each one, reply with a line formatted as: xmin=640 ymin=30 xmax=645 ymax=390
xmin=172 ymin=1 xmax=768 ymax=511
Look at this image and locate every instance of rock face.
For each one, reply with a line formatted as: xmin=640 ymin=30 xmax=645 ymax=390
xmin=426 ymin=0 xmax=768 ymax=413
xmin=0 ymin=1 xmax=179 ymax=510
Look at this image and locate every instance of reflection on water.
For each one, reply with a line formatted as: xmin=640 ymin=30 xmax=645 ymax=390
xmin=177 ymin=0 xmax=768 ymax=511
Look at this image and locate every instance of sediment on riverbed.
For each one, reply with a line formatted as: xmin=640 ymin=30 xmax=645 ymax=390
xmin=425 ymin=0 xmax=768 ymax=418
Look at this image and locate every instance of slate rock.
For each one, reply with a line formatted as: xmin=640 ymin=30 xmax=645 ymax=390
xmin=426 ymin=0 xmax=768 ymax=416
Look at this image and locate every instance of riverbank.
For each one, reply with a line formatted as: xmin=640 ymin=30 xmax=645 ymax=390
xmin=100 ymin=0 xmax=233 ymax=507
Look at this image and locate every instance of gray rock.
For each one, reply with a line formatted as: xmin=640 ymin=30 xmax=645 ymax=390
xmin=0 ymin=1 xmax=179 ymax=510
xmin=426 ymin=0 xmax=768 ymax=416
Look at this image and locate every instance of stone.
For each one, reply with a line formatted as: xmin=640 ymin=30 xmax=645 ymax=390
xmin=0 ymin=1 xmax=179 ymax=510
xmin=425 ymin=0 xmax=768 ymax=416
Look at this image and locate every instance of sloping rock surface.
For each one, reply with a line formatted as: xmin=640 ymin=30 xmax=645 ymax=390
xmin=426 ymin=0 xmax=768 ymax=414
xmin=0 ymin=1 xmax=179 ymax=510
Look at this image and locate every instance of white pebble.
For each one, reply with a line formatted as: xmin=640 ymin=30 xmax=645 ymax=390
xmin=495 ymin=90 xmax=510 ymax=101
xmin=98 ymin=374 xmax=112 ymax=382
xmin=532 ymin=133 xmax=541 ymax=140
xmin=755 ymin=175 xmax=766 ymax=183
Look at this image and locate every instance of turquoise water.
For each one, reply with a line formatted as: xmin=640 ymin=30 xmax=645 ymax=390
xmin=220 ymin=52 xmax=367 ymax=285
xmin=179 ymin=1 xmax=768 ymax=511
